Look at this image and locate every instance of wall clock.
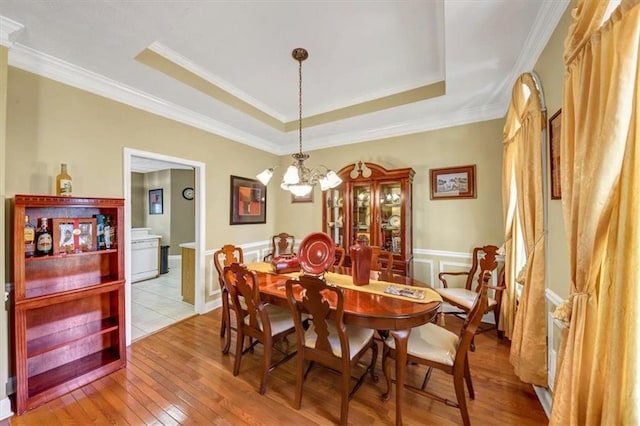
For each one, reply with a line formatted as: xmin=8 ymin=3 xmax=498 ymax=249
xmin=182 ymin=187 xmax=194 ymax=200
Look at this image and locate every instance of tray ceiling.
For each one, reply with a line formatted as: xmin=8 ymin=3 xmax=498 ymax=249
xmin=0 ymin=1 xmax=569 ymax=155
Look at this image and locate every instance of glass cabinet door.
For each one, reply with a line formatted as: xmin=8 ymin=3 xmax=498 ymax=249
xmin=325 ymin=187 xmax=345 ymax=248
xmin=352 ymin=184 xmax=372 ymax=246
xmin=379 ymin=181 xmax=402 ymax=254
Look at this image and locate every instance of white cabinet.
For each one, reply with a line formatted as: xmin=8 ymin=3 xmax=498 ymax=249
xmin=131 ymin=228 xmax=161 ymax=282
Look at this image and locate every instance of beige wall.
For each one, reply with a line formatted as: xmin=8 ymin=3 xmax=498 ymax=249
xmin=534 ymin=2 xmax=573 ymax=299
xmin=4 ymin=68 xmax=280 ymax=251
xmin=170 ymin=168 xmax=196 ymax=255
xmin=144 ymin=170 xmax=172 ymax=246
xmin=131 ymin=172 xmax=145 ymax=228
xmin=278 ymin=119 xmax=505 ymax=253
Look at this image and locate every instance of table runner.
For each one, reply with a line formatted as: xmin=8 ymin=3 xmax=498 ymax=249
xmin=246 ymin=262 xmax=441 ymax=304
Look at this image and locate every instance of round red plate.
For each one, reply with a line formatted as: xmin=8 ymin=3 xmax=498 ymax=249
xmin=298 ymin=232 xmax=336 ymax=274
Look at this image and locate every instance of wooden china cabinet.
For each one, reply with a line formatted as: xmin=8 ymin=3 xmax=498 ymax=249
xmin=322 ymin=162 xmax=415 ymax=276
xmin=11 ymin=195 xmax=126 ymax=414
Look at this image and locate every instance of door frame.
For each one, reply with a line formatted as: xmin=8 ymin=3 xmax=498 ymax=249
xmin=123 ymin=147 xmax=206 ymax=346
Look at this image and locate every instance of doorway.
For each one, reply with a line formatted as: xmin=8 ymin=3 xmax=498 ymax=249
xmin=123 ymin=148 xmax=206 ymax=346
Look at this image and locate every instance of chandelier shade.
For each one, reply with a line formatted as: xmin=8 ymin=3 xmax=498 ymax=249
xmin=256 ymin=48 xmax=342 ymax=195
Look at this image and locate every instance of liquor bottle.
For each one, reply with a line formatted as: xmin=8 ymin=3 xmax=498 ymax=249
xmin=104 ymin=215 xmax=113 ymax=249
xmin=24 ymin=215 xmax=36 ymax=258
xmin=35 ymin=218 xmax=53 ymax=256
xmin=56 ymin=163 xmax=72 ymax=196
xmin=94 ymin=214 xmax=106 ymax=250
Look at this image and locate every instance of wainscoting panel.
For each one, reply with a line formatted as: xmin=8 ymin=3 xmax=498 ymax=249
xmin=545 ymin=288 xmax=566 ymax=393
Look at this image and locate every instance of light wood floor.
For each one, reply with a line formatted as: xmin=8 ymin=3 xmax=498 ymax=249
xmin=4 ymin=309 xmax=548 ymax=425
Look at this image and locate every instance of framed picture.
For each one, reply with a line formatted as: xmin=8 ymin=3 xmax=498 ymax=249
xmin=52 ymin=218 xmax=97 ymax=254
xmin=291 ymin=190 xmax=314 ymax=203
xmin=230 ymin=175 xmax=267 ymax=225
xmin=549 ymin=108 xmax=562 ymax=199
xmin=430 ymin=164 xmax=476 ymax=200
xmin=149 ymin=188 xmax=163 ymax=215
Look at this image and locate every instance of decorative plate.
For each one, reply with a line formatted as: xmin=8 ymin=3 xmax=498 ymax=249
xmin=388 ymin=215 xmax=401 ymax=227
xmin=298 ymin=232 xmax=336 ymax=275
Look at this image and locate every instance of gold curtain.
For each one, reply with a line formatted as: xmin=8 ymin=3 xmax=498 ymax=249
xmin=551 ymin=0 xmax=640 ymax=424
xmin=501 ymin=73 xmax=547 ymax=385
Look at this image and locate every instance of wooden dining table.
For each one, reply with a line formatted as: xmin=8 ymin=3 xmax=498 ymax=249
xmin=252 ymin=265 xmax=442 ymax=426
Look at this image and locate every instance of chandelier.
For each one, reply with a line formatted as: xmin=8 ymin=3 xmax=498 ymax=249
xmin=256 ymin=48 xmax=342 ymax=197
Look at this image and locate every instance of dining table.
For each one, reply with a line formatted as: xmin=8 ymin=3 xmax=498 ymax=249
xmin=249 ymin=263 xmax=442 ymax=426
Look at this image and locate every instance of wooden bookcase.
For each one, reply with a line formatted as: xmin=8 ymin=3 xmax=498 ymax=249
xmin=12 ymin=195 xmax=126 ymax=414
xmin=322 ymin=162 xmax=415 ymax=276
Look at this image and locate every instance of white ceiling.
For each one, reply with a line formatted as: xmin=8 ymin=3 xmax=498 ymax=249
xmin=0 ymin=1 xmax=569 ymax=156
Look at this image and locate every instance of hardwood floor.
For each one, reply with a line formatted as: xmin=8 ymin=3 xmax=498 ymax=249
xmin=4 ymin=309 xmax=548 ymax=425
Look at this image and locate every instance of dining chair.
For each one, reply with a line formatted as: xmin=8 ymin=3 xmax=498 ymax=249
xmin=213 ymin=244 xmax=244 ymax=354
xmin=223 ymin=262 xmax=297 ymax=394
xmin=371 ymin=246 xmax=393 ymax=274
xmin=263 ymin=232 xmax=296 ymax=261
xmin=382 ymin=282 xmax=489 ymax=426
xmin=333 ymin=246 xmax=346 ymax=267
xmin=285 ymin=274 xmax=378 ymax=426
xmin=435 ymin=245 xmax=505 ymax=339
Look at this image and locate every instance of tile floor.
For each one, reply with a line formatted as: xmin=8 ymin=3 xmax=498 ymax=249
xmin=131 ymin=256 xmax=195 ymax=341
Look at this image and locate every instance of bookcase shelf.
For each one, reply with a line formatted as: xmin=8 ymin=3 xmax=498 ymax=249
xmin=12 ymin=195 xmax=126 ymax=414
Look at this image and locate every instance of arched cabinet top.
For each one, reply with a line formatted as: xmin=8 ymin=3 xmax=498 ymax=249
xmin=335 ymin=161 xmax=415 ymax=183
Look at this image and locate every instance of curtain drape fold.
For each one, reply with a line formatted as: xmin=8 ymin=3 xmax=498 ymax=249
xmin=550 ymin=0 xmax=640 ymax=424
xmin=502 ymin=73 xmax=547 ymax=385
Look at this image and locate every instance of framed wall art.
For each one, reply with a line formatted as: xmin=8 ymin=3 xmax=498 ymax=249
xmin=549 ymin=108 xmax=562 ymax=199
xmin=230 ymin=175 xmax=267 ymax=225
xmin=52 ymin=217 xmax=97 ymax=254
xmin=149 ymin=188 xmax=164 ymax=215
xmin=430 ymin=164 xmax=476 ymax=200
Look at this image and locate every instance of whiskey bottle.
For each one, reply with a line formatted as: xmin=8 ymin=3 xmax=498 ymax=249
xmin=35 ymin=218 xmax=53 ymax=256
xmin=24 ymin=215 xmax=36 ymax=258
xmin=56 ymin=163 xmax=72 ymax=196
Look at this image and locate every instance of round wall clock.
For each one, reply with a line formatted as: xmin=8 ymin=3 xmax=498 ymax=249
xmin=182 ymin=187 xmax=194 ymax=200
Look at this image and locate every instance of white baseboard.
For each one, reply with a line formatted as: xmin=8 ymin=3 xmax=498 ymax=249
xmin=203 ymin=298 xmax=222 ymax=314
xmin=533 ymin=385 xmax=552 ymax=419
xmin=0 ymin=397 xmax=13 ymax=421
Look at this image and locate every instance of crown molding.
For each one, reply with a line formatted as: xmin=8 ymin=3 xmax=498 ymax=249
xmin=0 ymin=15 xmax=24 ymax=48
xmin=302 ymin=102 xmax=506 ymax=154
xmin=8 ymin=40 xmax=502 ymax=157
xmin=8 ymin=43 xmax=280 ymax=153
xmin=492 ymin=0 xmax=570 ymax=110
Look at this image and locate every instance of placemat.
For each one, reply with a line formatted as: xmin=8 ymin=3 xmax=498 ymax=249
xmin=246 ymin=262 xmax=441 ymax=304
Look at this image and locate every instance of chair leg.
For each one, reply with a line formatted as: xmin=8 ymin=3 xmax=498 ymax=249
xmin=464 ymin=357 xmax=474 ymax=399
xmin=340 ymin=363 xmax=350 ymax=426
xmin=453 ymin=370 xmax=471 ymax=426
xmin=292 ymin=353 xmax=304 ymax=409
xmin=220 ymin=310 xmax=226 ymax=337
xmin=221 ymin=290 xmax=232 ymax=354
xmin=232 ymin=331 xmax=244 ymax=376
xmin=368 ymin=341 xmax=379 ymax=383
xmin=420 ymin=367 xmax=433 ymax=391
xmin=259 ymin=338 xmax=272 ymax=395
xmin=494 ymin=308 xmax=504 ymax=339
